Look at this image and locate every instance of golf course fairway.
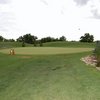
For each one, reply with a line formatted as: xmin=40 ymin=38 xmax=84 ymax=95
xmin=0 ymin=47 xmax=93 ymax=55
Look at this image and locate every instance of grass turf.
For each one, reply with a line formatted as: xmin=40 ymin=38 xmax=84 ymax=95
xmin=0 ymin=47 xmax=93 ymax=55
xmin=44 ymin=41 xmax=95 ymax=48
xmin=0 ymin=51 xmax=100 ymax=100
xmin=0 ymin=41 xmax=95 ymax=49
xmin=0 ymin=42 xmax=33 ymax=49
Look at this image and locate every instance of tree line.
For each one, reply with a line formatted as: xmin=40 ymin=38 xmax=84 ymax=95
xmin=0 ymin=36 xmax=15 ymax=42
xmin=17 ymin=34 xmax=67 ymax=47
xmin=0 ymin=33 xmax=94 ymax=46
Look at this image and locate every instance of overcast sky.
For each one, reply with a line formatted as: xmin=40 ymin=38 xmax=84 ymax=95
xmin=0 ymin=0 xmax=100 ymax=40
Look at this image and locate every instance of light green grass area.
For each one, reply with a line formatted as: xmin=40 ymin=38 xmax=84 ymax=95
xmin=0 ymin=47 xmax=93 ymax=55
xmin=0 ymin=52 xmax=100 ymax=100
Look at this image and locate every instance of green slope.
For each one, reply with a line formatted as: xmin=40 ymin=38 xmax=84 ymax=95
xmin=0 ymin=42 xmax=33 ymax=49
xmin=0 ymin=41 xmax=95 ymax=49
xmin=43 ymin=41 xmax=95 ymax=48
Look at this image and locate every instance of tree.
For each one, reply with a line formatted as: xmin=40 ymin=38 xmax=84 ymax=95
xmin=80 ymin=33 xmax=94 ymax=43
xmin=39 ymin=40 xmax=43 ymax=47
xmin=8 ymin=39 xmax=15 ymax=42
xmin=0 ymin=36 xmax=3 ymax=42
xmin=16 ymin=34 xmax=38 ymax=45
xmin=59 ymin=36 xmax=66 ymax=41
xmin=22 ymin=41 xmax=25 ymax=47
xmin=23 ymin=34 xmax=34 ymax=44
xmin=41 ymin=37 xmax=55 ymax=43
xmin=16 ymin=36 xmax=23 ymax=42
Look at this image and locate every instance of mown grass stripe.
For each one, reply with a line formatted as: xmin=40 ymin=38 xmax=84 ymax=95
xmin=0 ymin=47 xmax=93 ymax=55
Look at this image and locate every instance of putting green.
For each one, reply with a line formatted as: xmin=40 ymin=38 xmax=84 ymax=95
xmin=0 ymin=47 xmax=93 ymax=55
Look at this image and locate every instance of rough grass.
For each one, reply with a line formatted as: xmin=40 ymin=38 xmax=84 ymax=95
xmin=0 ymin=42 xmax=33 ymax=49
xmin=44 ymin=41 xmax=95 ymax=48
xmin=0 ymin=47 xmax=93 ymax=55
xmin=0 ymin=41 xmax=95 ymax=49
xmin=0 ymin=52 xmax=100 ymax=100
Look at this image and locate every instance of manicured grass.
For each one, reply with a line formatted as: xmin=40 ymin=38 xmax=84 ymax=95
xmin=44 ymin=41 xmax=95 ymax=48
xmin=0 ymin=51 xmax=100 ymax=100
xmin=0 ymin=47 xmax=93 ymax=55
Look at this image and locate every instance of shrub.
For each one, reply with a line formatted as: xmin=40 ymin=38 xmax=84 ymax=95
xmin=94 ymin=41 xmax=100 ymax=67
xmin=22 ymin=42 xmax=25 ymax=47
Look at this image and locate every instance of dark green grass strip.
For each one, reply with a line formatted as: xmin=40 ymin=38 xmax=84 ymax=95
xmin=44 ymin=41 xmax=95 ymax=48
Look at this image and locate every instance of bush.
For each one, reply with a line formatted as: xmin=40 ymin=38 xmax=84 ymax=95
xmin=94 ymin=41 xmax=100 ymax=67
xmin=80 ymin=33 xmax=94 ymax=43
xmin=22 ymin=42 xmax=25 ymax=47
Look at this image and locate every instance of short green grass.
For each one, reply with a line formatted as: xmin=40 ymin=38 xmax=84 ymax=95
xmin=0 ymin=47 xmax=93 ymax=55
xmin=0 ymin=50 xmax=100 ymax=100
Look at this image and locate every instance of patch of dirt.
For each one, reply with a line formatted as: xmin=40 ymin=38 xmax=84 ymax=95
xmin=81 ymin=55 xmax=97 ymax=66
xmin=96 ymin=67 xmax=100 ymax=71
xmin=51 ymin=66 xmax=61 ymax=71
xmin=81 ymin=55 xmax=100 ymax=71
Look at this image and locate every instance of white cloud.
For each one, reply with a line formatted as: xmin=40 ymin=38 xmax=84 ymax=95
xmin=73 ymin=0 xmax=90 ymax=6
xmin=40 ymin=0 xmax=48 ymax=5
xmin=0 ymin=1 xmax=15 ymax=34
xmin=0 ymin=0 xmax=100 ymax=41
xmin=0 ymin=0 xmax=11 ymax=4
xmin=89 ymin=0 xmax=100 ymax=19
